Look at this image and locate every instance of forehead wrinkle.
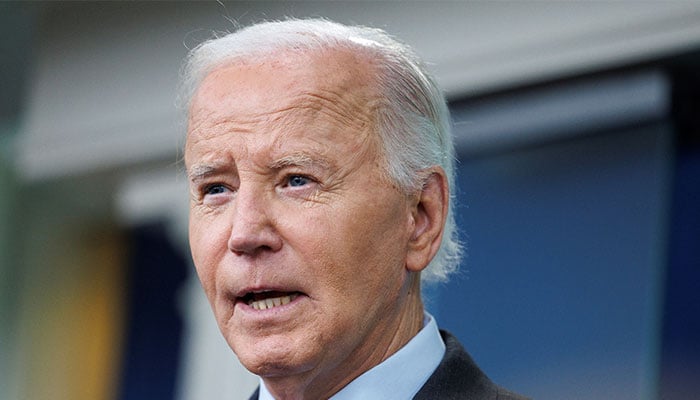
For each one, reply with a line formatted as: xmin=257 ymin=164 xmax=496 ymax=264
xmin=186 ymin=105 xmax=221 ymax=136
xmin=259 ymin=86 xmax=377 ymax=134
xmin=188 ymin=114 xmax=260 ymax=143
xmin=298 ymin=90 xmax=376 ymax=132
xmin=188 ymin=80 xmax=378 ymax=145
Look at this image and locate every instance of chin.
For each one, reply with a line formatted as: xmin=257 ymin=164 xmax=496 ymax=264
xmin=231 ymin=334 xmax=316 ymax=378
xmin=239 ymin=353 xmax=315 ymax=379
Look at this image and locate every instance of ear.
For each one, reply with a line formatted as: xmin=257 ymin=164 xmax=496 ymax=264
xmin=406 ymin=167 xmax=449 ymax=273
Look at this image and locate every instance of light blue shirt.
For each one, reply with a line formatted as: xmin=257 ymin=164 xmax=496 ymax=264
xmin=258 ymin=313 xmax=445 ymax=400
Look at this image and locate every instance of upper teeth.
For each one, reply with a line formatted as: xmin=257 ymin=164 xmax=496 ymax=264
xmin=249 ymin=294 xmax=298 ymax=310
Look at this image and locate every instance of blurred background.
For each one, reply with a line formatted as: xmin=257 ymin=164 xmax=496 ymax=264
xmin=1 ymin=1 xmax=699 ymax=400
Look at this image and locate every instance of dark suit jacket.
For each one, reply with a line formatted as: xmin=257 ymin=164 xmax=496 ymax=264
xmin=413 ymin=330 xmax=526 ymax=399
xmin=248 ymin=330 xmax=527 ymax=400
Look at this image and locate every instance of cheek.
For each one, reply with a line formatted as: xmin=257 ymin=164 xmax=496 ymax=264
xmin=344 ymin=200 xmax=409 ymax=258
xmin=300 ymin=202 xmax=410 ymax=291
xmin=189 ymin=214 xmax=226 ymax=288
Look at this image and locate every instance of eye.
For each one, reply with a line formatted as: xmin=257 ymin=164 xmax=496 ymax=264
xmin=287 ymin=175 xmax=310 ymax=187
xmin=204 ymin=184 xmax=228 ymax=196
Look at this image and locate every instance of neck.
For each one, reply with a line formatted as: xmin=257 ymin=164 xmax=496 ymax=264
xmin=263 ymin=273 xmax=425 ymax=400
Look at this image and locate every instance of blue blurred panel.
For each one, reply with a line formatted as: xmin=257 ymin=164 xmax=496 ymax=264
xmin=430 ymin=124 xmax=672 ymax=399
xmin=119 ymin=223 xmax=188 ymax=400
xmin=658 ymin=115 xmax=700 ymax=399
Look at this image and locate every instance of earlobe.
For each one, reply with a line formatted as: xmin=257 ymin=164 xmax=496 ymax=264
xmin=406 ymin=168 xmax=448 ymax=273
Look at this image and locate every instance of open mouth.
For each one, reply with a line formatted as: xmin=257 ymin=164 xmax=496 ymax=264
xmin=240 ymin=291 xmax=301 ymax=311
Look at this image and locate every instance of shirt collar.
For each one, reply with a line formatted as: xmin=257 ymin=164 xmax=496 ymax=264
xmin=258 ymin=313 xmax=445 ymax=400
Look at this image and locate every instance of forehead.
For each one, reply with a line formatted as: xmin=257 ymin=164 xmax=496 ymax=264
xmin=185 ymin=48 xmax=382 ymax=165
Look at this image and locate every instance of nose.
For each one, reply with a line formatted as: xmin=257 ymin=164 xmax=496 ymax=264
xmin=227 ymin=186 xmax=282 ymax=256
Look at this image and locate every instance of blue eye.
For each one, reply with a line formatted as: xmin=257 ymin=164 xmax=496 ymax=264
xmin=205 ymin=184 xmax=227 ymax=195
xmin=288 ymin=175 xmax=309 ymax=187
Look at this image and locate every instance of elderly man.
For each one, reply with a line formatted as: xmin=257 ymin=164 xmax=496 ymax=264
xmin=183 ymin=19 xmax=525 ymax=400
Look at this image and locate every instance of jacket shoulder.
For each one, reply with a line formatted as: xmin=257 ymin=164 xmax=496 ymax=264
xmin=414 ymin=330 xmax=529 ymax=400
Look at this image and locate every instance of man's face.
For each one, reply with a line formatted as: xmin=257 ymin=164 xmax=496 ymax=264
xmin=185 ymin=50 xmax=419 ymax=391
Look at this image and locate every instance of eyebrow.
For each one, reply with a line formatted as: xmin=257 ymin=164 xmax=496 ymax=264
xmin=187 ymin=164 xmax=221 ymax=183
xmin=187 ymin=154 xmax=331 ymax=183
xmin=268 ymin=153 xmax=331 ymax=171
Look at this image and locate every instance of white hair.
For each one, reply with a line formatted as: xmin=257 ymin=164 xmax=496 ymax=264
xmin=180 ymin=18 xmax=462 ymax=283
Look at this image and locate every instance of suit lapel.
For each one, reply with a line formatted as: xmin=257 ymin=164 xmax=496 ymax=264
xmin=413 ymin=330 xmax=501 ymax=400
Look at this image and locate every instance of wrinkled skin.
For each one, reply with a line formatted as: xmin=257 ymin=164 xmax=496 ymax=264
xmin=185 ymin=48 xmax=448 ymax=400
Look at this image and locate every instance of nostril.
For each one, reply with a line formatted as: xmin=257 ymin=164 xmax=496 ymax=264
xmin=227 ymin=222 xmax=283 ymax=255
xmin=229 ymin=243 xmax=276 ymax=256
